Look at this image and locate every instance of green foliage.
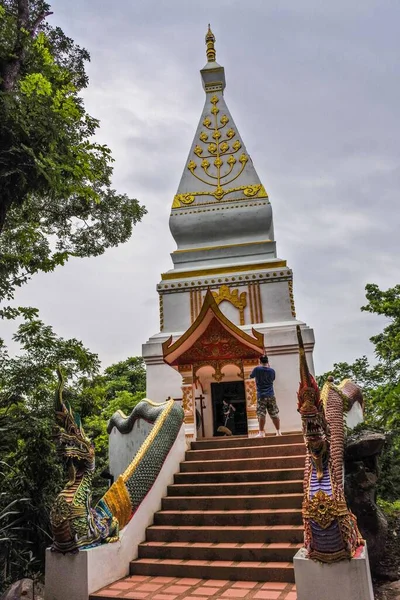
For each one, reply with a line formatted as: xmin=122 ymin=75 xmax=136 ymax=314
xmin=377 ymin=498 xmax=400 ymax=517
xmin=316 ymin=355 xmax=384 ymax=396
xmin=319 ymin=283 xmax=400 ymax=503
xmin=79 ymin=359 xmax=147 ymax=499
xmin=0 ymin=0 xmax=146 ymax=300
xmin=362 ymin=283 xmax=400 ymax=368
xmin=0 ymin=490 xmax=32 ymax=590
xmin=0 ymin=309 xmax=99 ymax=588
xmin=0 ymin=306 xmax=146 ymax=590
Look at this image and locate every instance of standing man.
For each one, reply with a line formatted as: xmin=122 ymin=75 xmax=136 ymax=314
xmin=250 ymin=355 xmax=281 ymax=437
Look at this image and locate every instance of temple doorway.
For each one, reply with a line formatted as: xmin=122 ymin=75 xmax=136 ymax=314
xmin=211 ymin=381 xmax=248 ymax=437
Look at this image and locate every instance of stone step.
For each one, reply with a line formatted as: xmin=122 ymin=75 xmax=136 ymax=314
xmin=180 ymin=454 xmax=305 ymax=473
xmin=174 ymin=466 xmax=305 ymax=484
xmin=138 ymin=541 xmax=302 ymax=563
xmin=191 ymin=432 xmax=303 ymax=450
xmin=185 ymin=442 xmax=305 ymax=462
xmin=167 ymin=479 xmax=303 ymax=497
xmin=146 ymin=524 xmax=304 ymax=544
xmin=161 ymin=493 xmax=303 ymax=511
xmin=129 ymin=558 xmax=295 ymax=583
xmin=154 ymin=508 xmax=303 ymax=527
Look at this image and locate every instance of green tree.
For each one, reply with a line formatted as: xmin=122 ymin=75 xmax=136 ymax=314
xmin=0 ymin=0 xmax=146 ymax=300
xmin=0 ymin=309 xmax=100 ymax=589
xmin=79 ymin=357 xmax=147 ymax=497
xmin=318 ymin=283 xmax=400 ymax=501
xmin=0 ymin=307 xmax=147 ymax=589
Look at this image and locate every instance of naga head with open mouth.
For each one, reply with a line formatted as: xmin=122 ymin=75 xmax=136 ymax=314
xmin=53 ymin=367 xmax=95 ymax=484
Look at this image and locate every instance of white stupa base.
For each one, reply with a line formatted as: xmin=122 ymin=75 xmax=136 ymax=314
xmin=293 ymin=544 xmax=374 ymax=600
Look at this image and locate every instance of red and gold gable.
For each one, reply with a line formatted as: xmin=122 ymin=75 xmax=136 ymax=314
xmin=176 ymin=317 xmax=260 ymax=364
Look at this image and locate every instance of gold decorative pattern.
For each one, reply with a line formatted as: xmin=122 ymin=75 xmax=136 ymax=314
xmin=193 ymin=359 xmax=244 ymax=382
xmin=248 ymin=283 xmax=255 ymax=323
xmin=248 ymin=428 xmax=260 ymax=436
xmin=103 ymin=476 xmax=132 ymax=529
xmin=245 ymin=379 xmax=257 ymax=410
xmin=171 ymin=200 xmax=269 ymax=215
xmin=212 ymin=362 xmax=224 ymax=382
xmin=179 ymin=200 xmax=267 ymax=213
xmin=158 ymin=271 xmax=292 ymax=293
xmin=183 ymin=90 xmax=252 ymax=198
xmin=159 ymin=294 xmax=164 ymax=331
xmin=212 ymin=285 xmax=247 ymax=325
xmin=190 ymin=290 xmax=195 ymax=324
xmin=242 ymin=358 xmax=259 ymax=368
xmin=172 ymin=194 xmax=195 ymax=208
xmin=163 ymin=290 xmax=264 ymax=366
xmin=196 ymin=290 xmax=202 ymax=318
xmin=190 ymin=289 xmax=202 ymax=323
xmin=256 ymin=282 xmax=264 ymax=323
xmin=182 ymin=384 xmax=194 ymax=414
xmin=205 ymin=24 xmax=216 ymax=62
xmin=178 ymin=365 xmax=193 ymax=375
xmin=161 ymin=260 xmax=287 ymax=281
xmin=248 ymin=283 xmax=263 ymax=324
xmin=172 ymin=184 xmax=268 ymax=208
xmin=288 ymin=280 xmax=296 ymax=318
xmin=303 ymin=490 xmax=349 ymax=530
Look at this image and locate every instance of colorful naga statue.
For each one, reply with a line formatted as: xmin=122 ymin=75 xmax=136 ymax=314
xmin=50 ymin=368 xmax=183 ymax=553
xmin=296 ymin=326 xmax=364 ymax=563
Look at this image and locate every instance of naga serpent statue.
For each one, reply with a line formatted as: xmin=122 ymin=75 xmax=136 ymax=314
xmin=296 ymin=326 xmax=364 ymax=562
xmin=50 ymin=367 xmax=184 ymax=553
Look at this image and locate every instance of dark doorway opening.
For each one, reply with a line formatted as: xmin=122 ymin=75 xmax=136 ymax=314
xmin=211 ymin=381 xmax=248 ymax=436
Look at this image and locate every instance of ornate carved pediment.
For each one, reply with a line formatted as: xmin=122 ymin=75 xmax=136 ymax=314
xmin=212 ymin=285 xmax=247 ymax=325
xmin=178 ymin=318 xmax=257 ymax=364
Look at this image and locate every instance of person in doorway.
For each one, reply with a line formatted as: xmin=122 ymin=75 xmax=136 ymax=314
xmin=222 ymin=398 xmax=236 ymax=434
xmin=250 ymin=355 xmax=281 ymax=437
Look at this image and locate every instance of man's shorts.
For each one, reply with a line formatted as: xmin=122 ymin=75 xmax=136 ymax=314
xmin=256 ymin=395 xmax=279 ymax=419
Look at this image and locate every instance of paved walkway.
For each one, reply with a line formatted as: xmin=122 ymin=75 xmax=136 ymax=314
xmin=92 ymin=575 xmax=297 ymax=599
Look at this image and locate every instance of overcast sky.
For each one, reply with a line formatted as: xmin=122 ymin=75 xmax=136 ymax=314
xmin=4 ymin=0 xmax=400 ymax=375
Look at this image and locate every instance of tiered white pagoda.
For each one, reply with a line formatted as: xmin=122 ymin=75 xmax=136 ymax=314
xmin=142 ymin=27 xmax=315 ymax=443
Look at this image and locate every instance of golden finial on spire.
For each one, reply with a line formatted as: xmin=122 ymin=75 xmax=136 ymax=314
xmin=205 ymin=24 xmax=216 ymax=62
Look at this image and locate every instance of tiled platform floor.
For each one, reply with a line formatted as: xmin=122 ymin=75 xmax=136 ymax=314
xmin=92 ymin=575 xmax=297 ymax=600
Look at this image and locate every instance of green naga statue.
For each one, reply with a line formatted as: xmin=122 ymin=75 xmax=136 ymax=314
xmin=50 ymin=368 xmax=183 ymax=553
xmin=296 ymin=326 xmax=364 ymax=563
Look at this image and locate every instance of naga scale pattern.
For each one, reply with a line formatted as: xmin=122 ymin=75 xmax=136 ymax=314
xmin=50 ymin=369 xmax=184 ymax=553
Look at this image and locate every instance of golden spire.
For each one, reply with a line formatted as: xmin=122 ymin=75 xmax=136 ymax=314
xmin=205 ymin=24 xmax=216 ymax=62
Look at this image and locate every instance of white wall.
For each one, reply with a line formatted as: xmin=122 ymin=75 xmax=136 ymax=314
xmin=146 ymin=361 xmax=182 ymax=403
xmin=109 ymin=418 xmax=153 ymax=481
xmin=267 ymin=350 xmax=314 ymax=432
xmin=163 ymin=291 xmax=191 ymax=332
xmin=260 ymin=280 xmax=293 ymax=323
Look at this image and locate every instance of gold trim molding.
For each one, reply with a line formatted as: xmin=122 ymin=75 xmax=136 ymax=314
xmin=159 ymin=294 xmax=164 ymax=331
xmin=172 ymin=184 xmax=268 ymax=209
xmin=161 ymin=260 xmax=287 ymax=281
xmin=190 ymin=289 xmax=202 ymax=323
xmin=288 ymin=280 xmax=296 ymax=318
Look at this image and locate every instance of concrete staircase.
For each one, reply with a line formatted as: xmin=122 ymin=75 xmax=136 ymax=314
xmin=91 ymin=432 xmax=305 ymax=599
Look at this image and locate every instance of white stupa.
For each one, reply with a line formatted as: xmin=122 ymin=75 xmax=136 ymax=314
xmin=143 ymin=27 xmax=315 ymax=442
